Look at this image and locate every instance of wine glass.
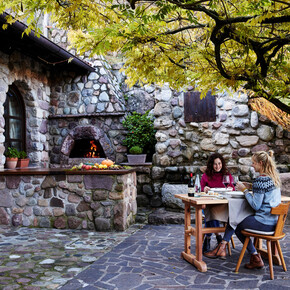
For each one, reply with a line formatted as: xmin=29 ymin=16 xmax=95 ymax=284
xmin=233 ymin=176 xmax=239 ymax=188
xmin=222 ymin=175 xmax=230 ymax=188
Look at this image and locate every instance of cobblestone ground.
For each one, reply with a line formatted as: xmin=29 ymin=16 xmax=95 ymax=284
xmin=61 ymin=225 xmax=290 ymax=290
xmin=0 ymin=224 xmax=290 ymax=290
xmin=0 ymin=224 xmax=143 ymax=289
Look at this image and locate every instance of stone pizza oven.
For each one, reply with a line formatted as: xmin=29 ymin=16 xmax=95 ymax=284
xmin=60 ymin=125 xmax=115 ymax=167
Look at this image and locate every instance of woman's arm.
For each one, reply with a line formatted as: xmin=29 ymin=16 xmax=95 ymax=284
xmin=244 ymin=191 xmax=264 ymax=211
xmin=200 ymin=173 xmax=208 ymax=192
xmin=236 ymin=181 xmax=264 ymax=210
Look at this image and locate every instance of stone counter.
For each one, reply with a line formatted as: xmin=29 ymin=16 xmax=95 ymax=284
xmin=0 ymin=168 xmax=137 ymax=231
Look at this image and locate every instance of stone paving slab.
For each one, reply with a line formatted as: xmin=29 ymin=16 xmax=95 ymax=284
xmin=60 ymin=225 xmax=290 ymax=290
xmin=0 ymin=224 xmax=290 ymax=289
xmin=0 ymin=225 xmax=142 ymax=289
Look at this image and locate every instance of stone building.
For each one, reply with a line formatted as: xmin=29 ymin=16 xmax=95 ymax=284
xmin=0 ymin=14 xmax=140 ymax=230
xmin=48 ymin=22 xmax=290 ymax=211
xmin=0 ymin=14 xmax=289 ymax=229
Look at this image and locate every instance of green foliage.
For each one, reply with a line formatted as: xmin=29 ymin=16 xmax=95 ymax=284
xmin=1 ymin=0 xmax=289 ymax=112
xmin=5 ymin=147 xmax=19 ymax=158
xmin=129 ymin=146 xmax=143 ymax=154
xmin=122 ymin=111 xmax=156 ymax=153
xmin=18 ymin=150 xmax=28 ymax=159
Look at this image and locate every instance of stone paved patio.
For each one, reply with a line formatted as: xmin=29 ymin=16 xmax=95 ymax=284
xmin=0 ymin=224 xmax=289 ymax=289
xmin=60 ymin=225 xmax=290 ymax=290
xmin=0 ymin=225 xmax=142 ymax=289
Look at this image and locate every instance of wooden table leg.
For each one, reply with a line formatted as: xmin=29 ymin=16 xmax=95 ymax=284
xmin=195 ymin=205 xmax=203 ymax=262
xmin=184 ymin=203 xmax=191 ymax=255
xmin=181 ymin=202 xmax=207 ymax=272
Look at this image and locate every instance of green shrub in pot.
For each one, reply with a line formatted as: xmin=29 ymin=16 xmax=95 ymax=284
xmin=122 ymin=110 xmax=155 ymax=154
xmin=5 ymin=147 xmax=19 ymax=159
xmin=17 ymin=150 xmax=30 ymax=168
xmin=129 ymin=146 xmax=143 ymax=155
xmin=5 ymin=147 xmax=19 ymax=169
xmin=18 ymin=151 xmax=28 ymax=159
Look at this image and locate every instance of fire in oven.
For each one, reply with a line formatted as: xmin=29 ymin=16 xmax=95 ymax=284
xmin=69 ymin=139 xmax=106 ymax=158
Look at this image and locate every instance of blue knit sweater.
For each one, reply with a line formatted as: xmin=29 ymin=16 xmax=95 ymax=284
xmin=245 ymin=176 xmax=281 ymax=225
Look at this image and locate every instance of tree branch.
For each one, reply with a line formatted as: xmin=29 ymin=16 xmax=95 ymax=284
xmin=262 ymin=96 xmax=290 ymax=114
xmin=163 ymin=24 xmax=206 ymax=35
xmin=159 ymin=46 xmax=187 ymax=69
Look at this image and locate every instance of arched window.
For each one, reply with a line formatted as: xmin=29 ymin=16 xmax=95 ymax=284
xmin=4 ymin=85 xmax=26 ymax=152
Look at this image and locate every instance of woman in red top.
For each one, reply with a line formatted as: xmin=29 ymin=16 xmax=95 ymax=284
xmin=201 ymin=153 xmax=234 ymax=253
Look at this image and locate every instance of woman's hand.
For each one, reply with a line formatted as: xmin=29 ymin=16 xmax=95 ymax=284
xmin=236 ymin=182 xmax=247 ymax=193
xmin=204 ymin=186 xmax=210 ymax=193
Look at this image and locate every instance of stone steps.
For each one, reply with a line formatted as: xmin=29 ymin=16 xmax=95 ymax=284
xmin=136 ymin=207 xmax=195 ymax=225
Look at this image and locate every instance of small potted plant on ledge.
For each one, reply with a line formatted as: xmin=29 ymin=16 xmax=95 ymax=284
xmin=127 ymin=145 xmax=146 ymax=164
xmin=17 ymin=150 xmax=30 ymax=168
xmin=122 ymin=110 xmax=156 ymax=164
xmin=5 ymin=147 xmax=19 ymax=169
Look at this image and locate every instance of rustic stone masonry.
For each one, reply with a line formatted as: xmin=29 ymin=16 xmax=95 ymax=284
xmin=131 ymin=165 xmax=155 ymax=207
xmin=49 ymin=60 xmax=126 ymax=116
xmin=0 ymin=50 xmax=51 ymax=168
xmin=49 ymin=115 xmax=127 ymax=166
xmin=151 ymin=87 xmax=289 ymax=207
xmin=0 ymin=171 xmax=137 ymax=231
xmin=0 ymin=25 xmax=289 ymax=216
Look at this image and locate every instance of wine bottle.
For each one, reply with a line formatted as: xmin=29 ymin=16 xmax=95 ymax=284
xmin=188 ymin=173 xmax=195 ymax=197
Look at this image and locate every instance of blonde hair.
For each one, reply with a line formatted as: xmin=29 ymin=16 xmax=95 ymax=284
xmin=252 ymin=150 xmax=281 ymax=187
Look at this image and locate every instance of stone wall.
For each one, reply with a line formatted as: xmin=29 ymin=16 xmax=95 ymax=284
xmin=0 ymin=171 xmax=137 ymax=231
xmin=1 ymin=27 xmax=289 ymax=213
xmin=0 ymin=34 xmax=155 ymax=215
xmin=0 ymin=39 xmax=154 ymax=168
xmin=152 ymin=87 xmax=289 ymax=206
xmin=49 ymin=60 xmax=126 ymax=116
xmin=0 ymin=50 xmax=51 ymax=168
xmin=49 ymin=115 xmax=127 ymax=166
xmin=280 ymin=173 xmax=290 ymax=224
xmin=133 ymin=165 xmax=155 ymax=207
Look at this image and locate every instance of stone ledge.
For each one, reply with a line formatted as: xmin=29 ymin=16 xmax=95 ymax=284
xmin=0 ymin=171 xmax=137 ymax=231
xmin=148 ymin=207 xmax=195 ymax=225
xmin=48 ymin=112 xmax=125 ymax=119
xmin=0 ymin=167 xmax=136 ymax=175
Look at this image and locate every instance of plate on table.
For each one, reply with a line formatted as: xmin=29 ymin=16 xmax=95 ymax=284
xmin=210 ymin=188 xmax=233 ymax=193
xmin=222 ymin=191 xmax=245 ymax=198
xmin=199 ymin=192 xmax=225 ymax=199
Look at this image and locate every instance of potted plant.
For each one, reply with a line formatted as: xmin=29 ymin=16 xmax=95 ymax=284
xmin=5 ymin=147 xmax=19 ymax=169
xmin=17 ymin=150 xmax=30 ymax=168
xmin=127 ymin=146 xmax=146 ymax=164
xmin=122 ymin=110 xmax=156 ymax=164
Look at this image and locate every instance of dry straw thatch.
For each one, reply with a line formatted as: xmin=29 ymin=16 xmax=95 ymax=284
xmin=248 ymin=98 xmax=290 ymax=131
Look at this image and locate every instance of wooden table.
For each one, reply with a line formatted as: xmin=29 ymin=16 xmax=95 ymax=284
xmin=175 ymin=193 xmax=290 ymax=272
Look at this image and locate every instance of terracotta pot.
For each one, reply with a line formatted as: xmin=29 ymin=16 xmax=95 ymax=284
xmin=127 ymin=154 xmax=146 ymax=164
xmin=17 ymin=158 xmax=30 ymax=168
xmin=6 ymin=157 xmax=18 ymax=169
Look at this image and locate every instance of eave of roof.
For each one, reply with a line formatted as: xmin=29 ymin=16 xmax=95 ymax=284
xmin=0 ymin=12 xmax=95 ymax=73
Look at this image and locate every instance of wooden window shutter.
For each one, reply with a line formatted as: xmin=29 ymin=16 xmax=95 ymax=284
xmin=184 ymin=91 xmax=216 ymax=122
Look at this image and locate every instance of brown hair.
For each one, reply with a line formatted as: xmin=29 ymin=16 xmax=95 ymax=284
xmin=252 ymin=150 xmax=281 ymax=187
xmin=205 ymin=153 xmax=229 ymax=178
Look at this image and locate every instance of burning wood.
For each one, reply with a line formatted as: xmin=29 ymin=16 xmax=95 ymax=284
xmin=84 ymin=140 xmax=100 ymax=158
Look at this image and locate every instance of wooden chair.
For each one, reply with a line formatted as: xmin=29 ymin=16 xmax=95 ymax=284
xmin=235 ymin=202 xmax=290 ymax=280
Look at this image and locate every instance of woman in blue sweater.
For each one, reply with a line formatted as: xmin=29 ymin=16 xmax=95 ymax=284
xmin=205 ymin=150 xmax=281 ymax=269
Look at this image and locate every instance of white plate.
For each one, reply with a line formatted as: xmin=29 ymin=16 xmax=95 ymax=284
xmin=210 ymin=187 xmax=233 ymax=193
xmin=222 ymin=191 xmax=245 ymax=198
xmin=199 ymin=192 xmax=224 ymax=199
